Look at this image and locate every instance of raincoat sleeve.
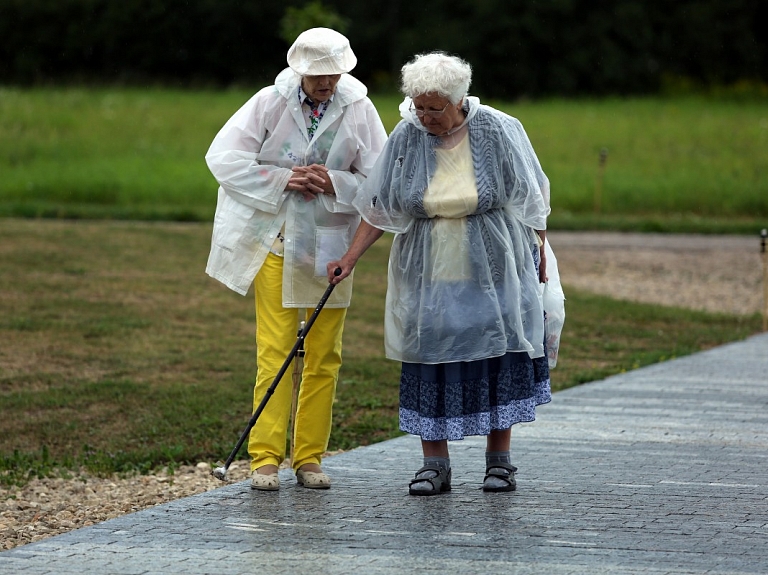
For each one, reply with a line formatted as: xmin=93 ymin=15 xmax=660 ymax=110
xmin=319 ymin=98 xmax=388 ymax=215
xmin=499 ymin=114 xmax=551 ymax=230
xmin=204 ymin=90 xmax=293 ymax=215
xmin=351 ymin=121 xmax=415 ymax=234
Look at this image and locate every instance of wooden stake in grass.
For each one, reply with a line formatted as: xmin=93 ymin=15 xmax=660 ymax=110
xmin=594 ymin=147 xmax=608 ymax=214
xmin=761 ymin=229 xmax=768 ymax=331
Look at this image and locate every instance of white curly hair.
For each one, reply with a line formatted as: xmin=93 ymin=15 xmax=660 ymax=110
xmin=400 ymin=52 xmax=472 ymax=105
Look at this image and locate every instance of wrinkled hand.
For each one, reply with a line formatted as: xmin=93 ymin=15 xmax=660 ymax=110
xmin=327 ymin=258 xmax=353 ymax=284
xmin=285 ymin=176 xmax=315 ymax=201
xmin=285 ymin=164 xmax=334 ymax=201
xmin=539 ymin=247 xmax=548 ymax=283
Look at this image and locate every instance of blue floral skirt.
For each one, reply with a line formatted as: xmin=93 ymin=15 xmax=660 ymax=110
xmin=399 ymin=351 xmax=551 ymax=441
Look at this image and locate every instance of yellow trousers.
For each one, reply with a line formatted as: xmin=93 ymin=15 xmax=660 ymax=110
xmin=248 ymin=253 xmax=346 ymax=472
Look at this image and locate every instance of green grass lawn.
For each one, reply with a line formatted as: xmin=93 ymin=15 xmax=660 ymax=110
xmin=1 ymin=88 xmax=767 ymax=233
xmin=490 ymin=96 xmax=768 ymax=233
xmin=0 ymin=220 xmax=761 ymax=486
xmin=0 ymin=88 xmax=766 ymax=485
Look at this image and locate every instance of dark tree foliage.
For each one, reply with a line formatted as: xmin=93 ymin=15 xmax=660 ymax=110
xmin=0 ymin=0 xmax=765 ymax=97
xmin=0 ymin=0 xmax=290 ymax=86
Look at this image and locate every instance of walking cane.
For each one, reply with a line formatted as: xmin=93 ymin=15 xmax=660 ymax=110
xmin=288 ymin=320 xmax=306 ymax=467
xmin=212 ymin=269 xmax=342 ymax=481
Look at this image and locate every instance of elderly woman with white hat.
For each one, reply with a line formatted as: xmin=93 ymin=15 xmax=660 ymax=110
xmin=205 ymin=28 xmax=387 ymax=491
xmin=328 ymin=52 xmax=558 ymax=495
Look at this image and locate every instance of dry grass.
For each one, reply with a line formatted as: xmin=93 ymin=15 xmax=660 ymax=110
xmin=0 ymin=219 xmax=762 ymax=482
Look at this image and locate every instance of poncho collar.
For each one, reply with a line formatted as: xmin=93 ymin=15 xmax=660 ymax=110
xmin=274 ymin=67 xmax=368 ymax=107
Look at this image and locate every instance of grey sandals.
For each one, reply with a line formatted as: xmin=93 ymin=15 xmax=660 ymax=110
xmin=482 ymin=462 xmax=517 ymax=492
xmin=408 ymin=463 xmax=452 ymax=496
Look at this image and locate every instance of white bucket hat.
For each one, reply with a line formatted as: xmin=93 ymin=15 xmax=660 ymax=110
xmin=287 ymin=28 xmax=357 ymax=76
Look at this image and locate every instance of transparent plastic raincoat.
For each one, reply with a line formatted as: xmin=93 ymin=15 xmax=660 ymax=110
xmin=205 ymin=68 xmax=387 ymax=306
xmin=353 ymin=96 xmax=551 ymax=364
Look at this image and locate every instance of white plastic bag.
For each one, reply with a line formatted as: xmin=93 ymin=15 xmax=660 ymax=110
xmin=540 ymin=239 xmax=565 ymax=368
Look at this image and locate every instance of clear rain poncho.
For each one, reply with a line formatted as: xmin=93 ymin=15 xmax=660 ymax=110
xmin=353 ymin=96 xmax=551 ymax=364
xmin=205 ymin=69 xmax=387 ymax=304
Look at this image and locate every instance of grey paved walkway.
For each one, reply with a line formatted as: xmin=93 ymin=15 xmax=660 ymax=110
xmin=2 ymin=333 xmax=767 ymax=575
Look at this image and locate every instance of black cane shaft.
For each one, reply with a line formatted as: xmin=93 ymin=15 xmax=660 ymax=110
xmin=220 ymin=269 xmax=341 ymax=470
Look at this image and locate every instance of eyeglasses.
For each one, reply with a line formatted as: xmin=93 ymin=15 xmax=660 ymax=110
xmin=409 ymin=102 xmax=450 ymax=118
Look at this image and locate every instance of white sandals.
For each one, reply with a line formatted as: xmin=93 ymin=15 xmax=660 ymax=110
xmin=250 ymin=470 xmax=280 ymax=491
xmin=250 ymin=467 xmax=331 ymax=490
xmin=296 ymin=469 xmax=331 ymax=489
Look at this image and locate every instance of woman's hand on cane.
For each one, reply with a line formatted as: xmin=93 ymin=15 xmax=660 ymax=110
xmin=327 ymin=221 xmax=386 ymax=284
xmin=327 ymin=257 xmax=354 ymax=284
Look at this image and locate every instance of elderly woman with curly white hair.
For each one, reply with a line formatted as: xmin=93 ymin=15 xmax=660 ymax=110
xmin=327 ymin=51 xmax=556 ymax=495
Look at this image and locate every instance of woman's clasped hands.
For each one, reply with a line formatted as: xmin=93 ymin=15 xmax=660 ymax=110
xmin=286 ymin=164 xmax=334 ymax=201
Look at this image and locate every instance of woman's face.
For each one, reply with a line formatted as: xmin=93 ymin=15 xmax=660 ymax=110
xmin=302 ymin=74 xmax=342 ymax=103
xmin=411 ymin=93 xmax=464 ymax=136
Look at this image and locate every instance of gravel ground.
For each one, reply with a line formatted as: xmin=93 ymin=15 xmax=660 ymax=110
xmin=2 ymin=232 xmax=766 ymax=551
xmin=1 ymin=461 xmax=253 ymax=551
xmin=551 ymin=231 xmax=765 ymax=316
